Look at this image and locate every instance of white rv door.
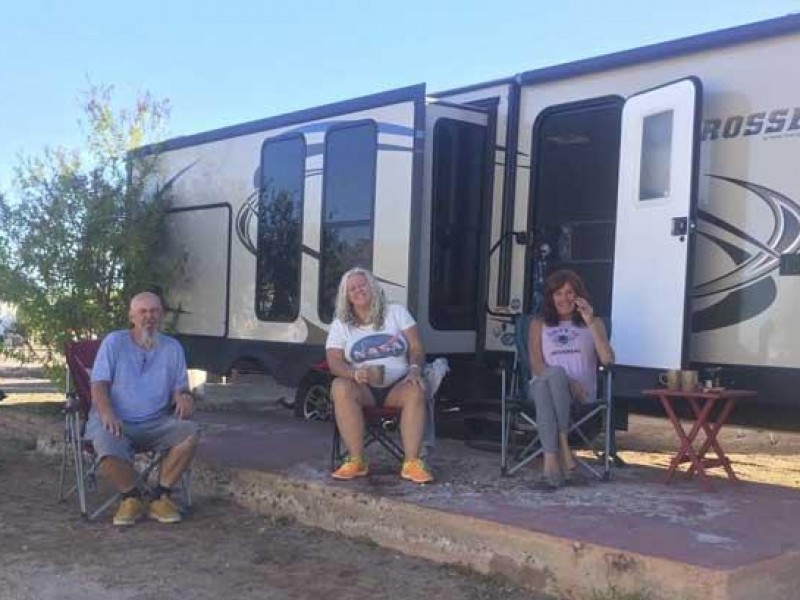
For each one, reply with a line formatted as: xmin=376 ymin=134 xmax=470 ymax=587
xmin=611 ymin=78 xmax=702 ymax=369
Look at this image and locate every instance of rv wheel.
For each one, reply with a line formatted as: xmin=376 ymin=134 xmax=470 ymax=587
xmin=294 ymin=371 xmax=332 ymax=421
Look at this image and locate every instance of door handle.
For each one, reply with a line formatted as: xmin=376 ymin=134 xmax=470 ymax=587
xmin=671 ymin=217 xmax=688 ymax=237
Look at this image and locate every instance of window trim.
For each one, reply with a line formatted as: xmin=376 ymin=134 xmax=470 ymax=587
xmin=318 ymin=119 xmax=379 ymax=324
xmin=428 ymin=116 xmax=488 ymax=331
xmin=255 ymin=132 xmax=307 ymax=323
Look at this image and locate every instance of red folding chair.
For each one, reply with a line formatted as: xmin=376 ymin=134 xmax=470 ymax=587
xmin=329 ymin=359 xmax=448 ymax=471
xmin=58 ymin=339 xmax=191 ymax=520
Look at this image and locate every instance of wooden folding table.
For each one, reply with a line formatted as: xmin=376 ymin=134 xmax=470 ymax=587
xmin=642 ymin=388 xmax=756 ymax=491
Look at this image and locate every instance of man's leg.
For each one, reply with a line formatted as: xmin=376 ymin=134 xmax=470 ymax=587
xmin=137 ymin=417 xmax=201 ymax=523
xmin=158 ymin=432 xmax=199 ymax=488
xmin=99 ymin=456 xmax=138 ymax=493
xmin=85 ymin=413 xmax=144 ymax=526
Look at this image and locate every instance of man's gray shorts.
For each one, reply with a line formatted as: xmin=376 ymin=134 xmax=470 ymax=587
xmin=85 ymin=412 xmax=200 ymax=463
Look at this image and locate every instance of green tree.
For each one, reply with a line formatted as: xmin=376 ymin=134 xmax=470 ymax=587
xmin=0 ymin=85 xmax=177 ymax=377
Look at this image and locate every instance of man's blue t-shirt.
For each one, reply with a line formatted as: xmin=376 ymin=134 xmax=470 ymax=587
xmin=91 ymin=330 xmax=189 ymax=423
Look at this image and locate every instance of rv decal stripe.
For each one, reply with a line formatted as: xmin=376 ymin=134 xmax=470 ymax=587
xmin=235 ymin=190 xmax=260 ymax=256
xmin=697 ymin=209 xmax=779 ymax=258
xmin=282 ymin=120 xmax=415 ymax=138
xmin=374 ymin=276 xmax=404 ymax=289
xmin=692 ymin=277 xmax=776 ymax=332
xmin=302 ymin=245 xmax=321 ymax=260
xmin=305 ymin=142 xmax=412 ymax=159
xmin=695 ymin=230 xmax=751 ymax=265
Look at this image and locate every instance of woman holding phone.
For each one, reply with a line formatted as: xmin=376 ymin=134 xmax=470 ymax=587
xmin=528 ymin=269 xmax=615 ymax=490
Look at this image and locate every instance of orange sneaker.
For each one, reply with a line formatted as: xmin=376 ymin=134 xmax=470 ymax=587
xmin=332 ymin=456 xmax=369 ymax=480
xmin=401 ymin=458 xmax=434 ymax=484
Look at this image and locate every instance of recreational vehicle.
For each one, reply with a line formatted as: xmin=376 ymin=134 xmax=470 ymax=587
xmin=135 ymin=14 xmax=800 ymax=411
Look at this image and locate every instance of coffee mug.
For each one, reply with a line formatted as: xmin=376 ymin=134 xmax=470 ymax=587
xmin=680 ymin=369 xmax=699 ymax=392
xmin=659 ymin=370 xmax=680 ymax=390
xmin=367 ymin=364 xmax=385 ymax=387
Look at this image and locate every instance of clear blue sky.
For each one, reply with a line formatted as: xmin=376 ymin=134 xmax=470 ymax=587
xmin=1 ymin=0 xmax=797 ymax=197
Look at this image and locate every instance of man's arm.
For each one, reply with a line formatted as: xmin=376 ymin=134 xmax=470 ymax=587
xmin=171 ymin=342 xmax=193 ymax=419
xmin=91 ymin=381 xmax=123 ymax=437
xmin=172 ymin=389 xmax=194 ymax=419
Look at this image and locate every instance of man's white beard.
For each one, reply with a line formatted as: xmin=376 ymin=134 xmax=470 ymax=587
xmin=137 ymin=328 xmax=157 ymax=350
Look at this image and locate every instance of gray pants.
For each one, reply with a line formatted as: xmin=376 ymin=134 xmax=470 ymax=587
xmin=527 ymin=366 xmax=572 ymax=454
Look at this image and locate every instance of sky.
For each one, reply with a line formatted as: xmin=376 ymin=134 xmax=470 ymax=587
xmin=1 ymin=0 xmax=798 ymax=197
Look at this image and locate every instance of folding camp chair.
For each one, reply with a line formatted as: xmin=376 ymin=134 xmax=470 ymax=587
xmin=500 ymin=313 xmax=616 ymax=480
xmin=58 ymin=339 xmax=192 ymax=520
xmin=330 ymin=359 xmax=448 ymax=470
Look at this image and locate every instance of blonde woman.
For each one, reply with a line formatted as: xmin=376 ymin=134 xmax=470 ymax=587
xmin=325 ymin=267 xmax=433 ymax=484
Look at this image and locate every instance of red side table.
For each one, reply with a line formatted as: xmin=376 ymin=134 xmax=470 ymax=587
xmin=642 ymin=388 xmax=756 ymax=491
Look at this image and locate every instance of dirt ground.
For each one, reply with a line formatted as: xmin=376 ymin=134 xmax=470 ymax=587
xmin=2 ymin=356 xmax=799 ymax=600
xmin=0 ymin=357 xmax=549 ymax=600
xmin=0 ymin=438 xmax=545 ymax=600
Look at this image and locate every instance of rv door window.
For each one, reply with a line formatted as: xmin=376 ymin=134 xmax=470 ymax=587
xmin=639 ymin=110 xmax=674 ymax=201
xmin=319 ymin=121 xmax=378 ymax=323
xmin=256 ymin=134 xmax=305 ymax=322
xmin=430 ymin=118 xmax=487 ymax=330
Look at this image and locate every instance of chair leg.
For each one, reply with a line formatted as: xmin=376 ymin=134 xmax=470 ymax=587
xmin=331 ymin=424 xmax=342 ymax=471
xmin=58 ymin=414 xmax=71 ymax=501
xmin=181 ymin=469 xmax=192 ymax=509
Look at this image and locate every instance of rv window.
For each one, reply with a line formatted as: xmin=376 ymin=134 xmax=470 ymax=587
xmin=256 ymin=134 xmax=305 ymax=322
xmin=429 ymin=118 xmax=487 ymax=330
xmin=319 ymin=121 xmax=377 ymax=323
xmin=639 ymin=110 xmax=673 ymax=201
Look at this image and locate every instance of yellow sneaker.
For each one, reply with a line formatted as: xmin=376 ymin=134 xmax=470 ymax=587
xmin=401 ymin=458 xmax=434 ymax=484
xmin=148 ymin=495 xmax=182 ymax=524
xmin=113 ymin=497 xmax=145 ymax=526
xmin=332 ymin=456 xmax=369 ymax=480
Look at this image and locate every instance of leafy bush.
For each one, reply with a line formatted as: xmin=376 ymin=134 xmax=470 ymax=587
xmin=0 ymin=85 xmax=178 ymax=382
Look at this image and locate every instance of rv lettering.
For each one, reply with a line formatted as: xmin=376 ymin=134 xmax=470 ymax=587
xmin=703 ymin=107 xmax=800 ymax=140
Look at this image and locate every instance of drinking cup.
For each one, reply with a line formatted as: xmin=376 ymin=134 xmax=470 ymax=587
xmin=367 ymin=364 xmax=385 ymax=386
xmin=680 ymin=369 xmax=699 ymax=392
xmin=659 ymin=370 xmax=680 ymax=390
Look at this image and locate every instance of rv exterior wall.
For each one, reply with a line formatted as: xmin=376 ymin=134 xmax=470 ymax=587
xmin=516 ymin=33 xmax=800 ymax=370
xmin=155 ymin=98 xmax=418 ymax=349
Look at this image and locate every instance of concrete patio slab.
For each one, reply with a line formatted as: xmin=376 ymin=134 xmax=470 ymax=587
xmin=190 ymin=409 xmax=800 ymax=600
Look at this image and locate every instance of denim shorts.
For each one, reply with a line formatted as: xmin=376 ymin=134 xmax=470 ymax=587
xmin=85 ymin=412 xmax=200 ymax=463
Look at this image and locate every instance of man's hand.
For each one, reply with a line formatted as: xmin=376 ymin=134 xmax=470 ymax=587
xmin=99 ymin=408 xmax=123 ymax=437
xmin=174 ymin=391 xmax=194 ymax=419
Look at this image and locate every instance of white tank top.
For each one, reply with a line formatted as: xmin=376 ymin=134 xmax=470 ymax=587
xmin=540 ymin=320 xmax=597 ymax=402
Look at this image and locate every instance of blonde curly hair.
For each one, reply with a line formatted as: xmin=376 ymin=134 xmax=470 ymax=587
xmin=334 ymin=267 xmax=386 ymax=329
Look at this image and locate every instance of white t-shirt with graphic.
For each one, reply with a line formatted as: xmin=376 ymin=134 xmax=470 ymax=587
xmin=325 ymin=303 xmax=416 ymax=388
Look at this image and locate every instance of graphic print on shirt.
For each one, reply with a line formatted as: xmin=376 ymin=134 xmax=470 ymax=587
xmin=545 ymin=327 xmax=581 ymax=357
xmin=349 ymin=333 xmax=408 ymax=364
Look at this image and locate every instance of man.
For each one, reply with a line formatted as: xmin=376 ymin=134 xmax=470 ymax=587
xmin=87 ymin=291 xmax=199 ymax=526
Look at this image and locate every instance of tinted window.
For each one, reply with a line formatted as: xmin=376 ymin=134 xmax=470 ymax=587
xmin=256 ymin=134 xmax=305 ymax=322
xmin=429 ymin=118 xmax=487 ymax=330
xmin=319 ymin=122 xmax=377 ymax=323
xmin=639 ymin=110 xmax=673 ymax=201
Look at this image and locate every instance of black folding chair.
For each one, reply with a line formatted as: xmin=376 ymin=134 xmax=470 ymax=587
xmin=500 ymin=313 xmax=616 ymax=480
xmin=58 ymin=339 xmax=192 ymax=520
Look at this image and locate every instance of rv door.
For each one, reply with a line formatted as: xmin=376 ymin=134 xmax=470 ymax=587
xmin=611 ymin=78 xmax=702 ymax=370
xmin=417 ymin=102 xmax=490 ymax=354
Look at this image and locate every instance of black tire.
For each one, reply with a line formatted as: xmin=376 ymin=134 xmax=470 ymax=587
xmin=294 ymin=371 xmax=333 ymax=421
